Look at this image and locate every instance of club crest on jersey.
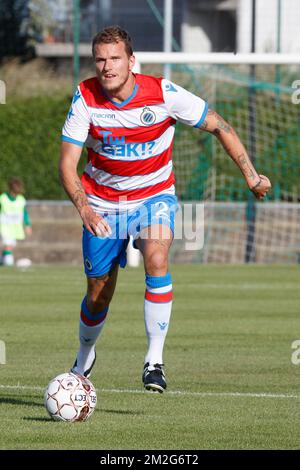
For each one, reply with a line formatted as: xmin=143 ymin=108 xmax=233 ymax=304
xmin=140 ymin=106 xmax=156 ymax=126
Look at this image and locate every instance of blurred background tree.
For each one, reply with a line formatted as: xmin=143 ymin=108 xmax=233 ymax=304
xmin=0 ymin=0 xmax=53 ymax=61
xmin=0 ymin=0 xmax=31 ymax=59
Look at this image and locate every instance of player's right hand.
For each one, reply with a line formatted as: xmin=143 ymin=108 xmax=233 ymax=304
xmin=80 ymin=205 xmax=112 ymax=237
xmin=250 ymin=174 xmax=271 ymax=200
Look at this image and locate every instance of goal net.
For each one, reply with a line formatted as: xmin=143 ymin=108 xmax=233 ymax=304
xmin=136 ymin=53 xmax=300 ymax=264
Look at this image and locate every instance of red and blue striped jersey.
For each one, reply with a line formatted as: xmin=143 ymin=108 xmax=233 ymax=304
xmin=62 ymin=73 xmax=208 ymax=212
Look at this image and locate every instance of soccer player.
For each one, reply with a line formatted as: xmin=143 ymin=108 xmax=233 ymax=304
xmin=59 ymin=26 xmax=271 ymax=393
xmin=0 ymin=178 xmax=32 ymax=266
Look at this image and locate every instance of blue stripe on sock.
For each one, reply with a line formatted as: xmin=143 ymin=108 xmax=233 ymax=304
xmin=81 ymin=296 xmax=108 ymax=321
xmin=145 ymin=273 xmax=172 ymax=288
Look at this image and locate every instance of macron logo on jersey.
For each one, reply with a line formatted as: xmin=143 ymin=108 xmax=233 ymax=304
xmin=91 ymin=112 xmax=116 ymax=119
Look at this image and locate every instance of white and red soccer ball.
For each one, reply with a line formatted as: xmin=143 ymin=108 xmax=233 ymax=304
xmin=44 ymin=372 xmax=97 ymax=422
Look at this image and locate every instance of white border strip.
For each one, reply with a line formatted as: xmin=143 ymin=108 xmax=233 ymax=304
xmin=0 ymin=384 xmax=299 ymax=399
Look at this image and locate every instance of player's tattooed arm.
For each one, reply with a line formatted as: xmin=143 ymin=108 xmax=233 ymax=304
xmin=237 ymin=153 xmax=256 ymax=181
xmin=200 ymin=109 xmax=232 ymax=136
xmin=70 ymin=180 xmax=111 ymax=235
xmin=59 ymin=141 xmax=111 ymax=235
xmin=72 ymin=180 xmax=89 ymax=213
xmin=198 ymin=108 xmax=271 ymax=198
xmin=59 ymin=142 xmax=88 ymax=212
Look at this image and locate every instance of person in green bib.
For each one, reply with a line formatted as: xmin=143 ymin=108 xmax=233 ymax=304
xmin=0 ymin=178 xmax=32 ymax=266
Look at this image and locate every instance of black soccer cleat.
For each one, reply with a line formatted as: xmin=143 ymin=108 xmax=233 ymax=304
xmin=142 ymin=362 xmax=166 ymax=393
xmin=71 ymin=351 xmax=96 ymax=379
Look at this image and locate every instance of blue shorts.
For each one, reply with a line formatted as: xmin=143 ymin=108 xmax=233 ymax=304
xmin=82 ymin=194 xmax=178 ymax=277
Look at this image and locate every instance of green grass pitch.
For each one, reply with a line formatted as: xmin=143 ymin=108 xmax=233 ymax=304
xmin=0 ymin=264 xmax=300 ymax=450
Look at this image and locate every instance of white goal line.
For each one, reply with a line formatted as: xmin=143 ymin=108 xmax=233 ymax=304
xmin=0 ymin=383 xmax=299 ymax=400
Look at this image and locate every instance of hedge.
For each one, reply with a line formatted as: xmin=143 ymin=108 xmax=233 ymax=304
xmin=0 ymin=93 xmax=86 ymax=199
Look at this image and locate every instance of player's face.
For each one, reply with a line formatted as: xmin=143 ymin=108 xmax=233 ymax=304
xmin=94 ymin=41 xmax=135 ymax=93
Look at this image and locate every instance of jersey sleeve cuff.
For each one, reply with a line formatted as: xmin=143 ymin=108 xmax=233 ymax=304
xmin=61 ymin=135 xmax=85 ymax=147
xmin=193 ymin=102 xmax=209 ymax=128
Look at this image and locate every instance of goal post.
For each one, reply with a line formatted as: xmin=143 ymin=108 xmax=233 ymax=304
xmin=135 ymin=52 xmax=300 ymax=65
xmin=128 ymin=52 xmax=300 ymax=264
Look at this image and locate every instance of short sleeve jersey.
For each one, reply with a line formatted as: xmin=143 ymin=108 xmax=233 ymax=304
xmin=62 ymin=73 xmax=208 ymax=211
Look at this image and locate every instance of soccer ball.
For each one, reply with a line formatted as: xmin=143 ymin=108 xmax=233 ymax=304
xmin=44 ymin=372 xmax=97 ymax=422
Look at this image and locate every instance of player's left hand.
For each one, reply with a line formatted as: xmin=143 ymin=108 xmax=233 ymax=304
xmin=249 ymin=174 xmax=271 ymax=200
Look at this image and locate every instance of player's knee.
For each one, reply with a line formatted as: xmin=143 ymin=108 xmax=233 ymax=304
xmin=145 ymin=250 xmax=168 ymax=274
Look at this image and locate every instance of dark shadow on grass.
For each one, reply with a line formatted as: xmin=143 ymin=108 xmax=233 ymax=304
xmin=0 ymin=396 xmax=44 ymax=407
xmin=101 ymin=409 xmax=144 ymax=415
xmin=22 ymin=410 xmax=144 ymax=422
xmin=0 ymin=396 xmax=144 ymax=418
xmin=23 ymin=416 xmax=52 ymax=422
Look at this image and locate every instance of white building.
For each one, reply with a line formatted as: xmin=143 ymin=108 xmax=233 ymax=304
xmin=182 ymin=0 xmax=300 ymax=53
xmin=36 ymin=0 xmax=300 ymax=57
